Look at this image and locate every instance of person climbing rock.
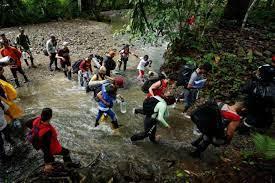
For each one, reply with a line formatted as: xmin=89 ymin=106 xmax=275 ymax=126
xmin=0 ymin=40 xmax=29 ymax=88
xmin=95 ymin=80 xmax=124 ymax=129
xmin=103 ymin=50 xmax=116 ymax=77
xmin=78 ymin=56 xmax=93 ymax=87
xmin=46 ymin=35 xmax=60 ymax=71
xmin=182 ymin=62 xmax=212 ymax=119
xmin=28 ymin=108 xmax=77 ymax=172
xmin=131 ymin=95 xmax=176 ymax=143
xmin=16 ymin=27 xmax=36 ymax=68
xmin=56 ymin=42 xmax=72 ymax=80
xmin=190 ymin=100 xmax=245 ymax=158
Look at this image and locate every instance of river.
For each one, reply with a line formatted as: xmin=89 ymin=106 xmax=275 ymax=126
xmin=0 ymin=17 xmax=220 ymax=182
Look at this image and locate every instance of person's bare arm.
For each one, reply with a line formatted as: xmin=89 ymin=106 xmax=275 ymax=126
xmin=148 ymin=80 xmax=161 ymax=96
xmin=226 ymin=121 xmax=240 ymax=143
xmin=97 ymin=91 xmax=110 ymax=107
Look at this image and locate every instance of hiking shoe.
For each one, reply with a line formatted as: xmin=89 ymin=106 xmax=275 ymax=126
xmin=55 ymin=67 xmax=61 ymax=71
xmin=132 ymin=108 xmax=137 ymax=115
xmin=182 ymin=112 xmax=191 ymax=119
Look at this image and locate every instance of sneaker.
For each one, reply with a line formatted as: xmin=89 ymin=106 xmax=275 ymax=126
xmin=182 ymin=112 xmax=191 ymax=119
xmin=193 ymin=128 xmax=202 ymax=136
xmin=132 ymin=108 xmax=136 ymax=115
xmin=55 ymin=67 xmax=61 ymax=71
xmin=49 ymin=68 xmax=54 ymax=71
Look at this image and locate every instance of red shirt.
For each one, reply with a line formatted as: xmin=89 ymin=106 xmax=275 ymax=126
xmin=147 ymin=80 xmax=168 ymax=98
xmin=220 ymin=104 xmax=241 ymax=122
xmin=33 ymin=117 xmax=62 ymax=155
xmin=79 ymin=60 xmax=92 ymax=73
xmin=0 ymin=46 xmax=22 ymax=67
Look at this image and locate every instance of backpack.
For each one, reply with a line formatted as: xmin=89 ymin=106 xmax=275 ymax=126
xmin=143 ymin=97 xmax=160 ymax=115
xmin=72 ymin=60 xmax=83 ymax=74
xmin=176 ymin=64 xmax=195 ymax=87
xmin=191 ymin=101 xmax=223 ymax=135
xmin=104 ymin=56 xmax=116 ymax=70
xmin=43 ymin=49 xmax=49 ymax=56
xmin=27 ymin=124 xmax=40 ymax=150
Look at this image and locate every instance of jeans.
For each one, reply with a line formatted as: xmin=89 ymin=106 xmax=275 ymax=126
xmin=131 ymin=115 xmax=157 ymax=143
xmin=95 ymin=109 xmax=119 ymax=129
xmin=183 ymin=89 xmax=198 ymax=112
xmin=78 ymin=70 xmax=92 ymax=87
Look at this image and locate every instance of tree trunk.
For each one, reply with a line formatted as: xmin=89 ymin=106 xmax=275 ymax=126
xmin=223 ymin=0 xmax=251 ymax=22
xmin=78 ymin=0 xmax=82 ymax=12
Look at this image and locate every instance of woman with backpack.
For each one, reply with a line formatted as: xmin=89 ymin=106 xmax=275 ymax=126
xmin=190 ymin=100 xmax=245 ymax=158
xmin=27 ymin=108 xmax=77 ymax=173
xmin=95 ymin=81 xmax=124 ymax=129
xmin=131 ymin=95 xmax=175 ymax=143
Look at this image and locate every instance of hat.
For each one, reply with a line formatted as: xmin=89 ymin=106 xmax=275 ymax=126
xmin=99 ymin=66 xmax=106 ymax=74
xmin=114 ymin=76 xmax=124 ymax=88
xmin=50 ymin=34 xmax=55 ymax=38
xmin=63 ymin=42 xmax=69 ymax=47
xmin=19 ymin=27 xmax=24 ymax=31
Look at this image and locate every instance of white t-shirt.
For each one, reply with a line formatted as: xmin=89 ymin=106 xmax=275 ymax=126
xmin=0 ymin=101 xmax=9 ymax=131
xmin=137 ymin=58 xmax=148 ymax=71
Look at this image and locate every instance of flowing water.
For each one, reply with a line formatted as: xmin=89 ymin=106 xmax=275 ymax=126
xmin=0 ymin=17 xmax=219 ymax=181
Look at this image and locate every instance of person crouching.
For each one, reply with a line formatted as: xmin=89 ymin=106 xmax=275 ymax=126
xmin=28 ymin=108 xmax=74 ymax=172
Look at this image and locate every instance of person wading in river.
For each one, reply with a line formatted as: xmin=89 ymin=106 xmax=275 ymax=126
xmin=131 ymin=94 xmax=175 ymax=143
xmin=56 ymin=42 xmax=72 ymax=80
xmin=95 ymin=78 xmax=124 ymax=129
xmin=46 ymin=35 xmax=60 ymax=71
xmin=0 ymin=40 xmax=29 ymax=88
xmin=28 ymin=108 xmax=77 ymax=172
xmin=16 ymin=27 xmax=36 ymax=68
xmin=103 ymin=50 xmax=116 ymax=77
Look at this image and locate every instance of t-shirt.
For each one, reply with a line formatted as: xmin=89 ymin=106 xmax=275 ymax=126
xmin=188 ymin=69 xmax=205 ymax=89
xmin=137 ymin=57 xmax=148 ymax=71
xmin=120 ymin=49 xmax=130 ymax=59
xmin=98 ymin=83 xmax=116 ymax=111
xmin=0 ymin=46 xmax=22 ymax=67
xmin=46 ymin=39 xmax=57 ymax=54
xmin=16 ymin=34 xmax=30 ymax=49
xmin=57 ymin=48 xmax=70 ymax=63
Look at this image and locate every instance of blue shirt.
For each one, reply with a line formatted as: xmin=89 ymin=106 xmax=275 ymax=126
xmin=98 ymin=83 xmax=116 ymax=111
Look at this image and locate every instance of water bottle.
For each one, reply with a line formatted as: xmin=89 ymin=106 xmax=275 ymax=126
xmin=120 ymin=101 xmax=127 ymax=114
xmin=13 ymin=119 xmax=22 ymax=128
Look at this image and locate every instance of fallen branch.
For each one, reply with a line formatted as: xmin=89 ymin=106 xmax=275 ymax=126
xmin=241 ymin=0 xmax=258 ymax=29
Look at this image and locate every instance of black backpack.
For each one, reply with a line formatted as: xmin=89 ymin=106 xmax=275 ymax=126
xmin=141 ymin=78 xmax=162 ymax=93
xmin=26 ymin=125 xmax=40 ymax=150
xmin=143 ymin=97 xmax=160 ymax=115
xmin=104 ymin=56 xmax=116 ymax=70
xmin=176 ymin=64 xmax=195 ymax=87
xmin=72 ymin=60 xmax=83 ymax=74
xmin=191 ymin=101 xmax=223 ymax=135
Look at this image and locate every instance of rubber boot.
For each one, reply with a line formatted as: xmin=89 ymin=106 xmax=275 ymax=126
xmin=64 ymin=71 xmax=68 ymax=77
xmin=95 ymin=121 xmax=99 ymax=127
xmin=67 ymin=70 xmax=72 ymax=80
xmin=15 ymin=79 xmax=21 ymax=88
xmin=23 ymin=75 xmax=29 ymax=83
xmin=30 ymin=57 xmax=37 ymax=68
xmin=24 ymin=59 xmax=29 ymax=66
xmin=111 ymin=120 xmax=119 ymax=129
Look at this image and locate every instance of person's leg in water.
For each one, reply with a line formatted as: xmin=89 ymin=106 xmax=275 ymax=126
xmin=61 ymin=62 xmax=67 ymax=78
xmin=118 ymin=58 xmax=123 ymax=70
xmin=59 ymin=147 xmax=72 ymax=163
xmin=22 ymin=50 xmax=29 ymax=67
xmin=78 ymin=70 xmax=84 ymax=87
xmin=27 ymin=49 xmax=36 ymax=68
xmin=17 ymin=66 xmax=29 ymax=83
xmin=131 ymin=115 xmax=155 ymax=142
xmin=105 ymin=109 xmax=119 ymax=129
xmin=10 ymin=68 xmax=20 ymax=88
xmin=67 ymin=65 xmax=72 ymax=80
xmin=95 ymin=110 xmax=104 ymax=127
xmin=123 ymin=58 xmax=128 ymax=71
